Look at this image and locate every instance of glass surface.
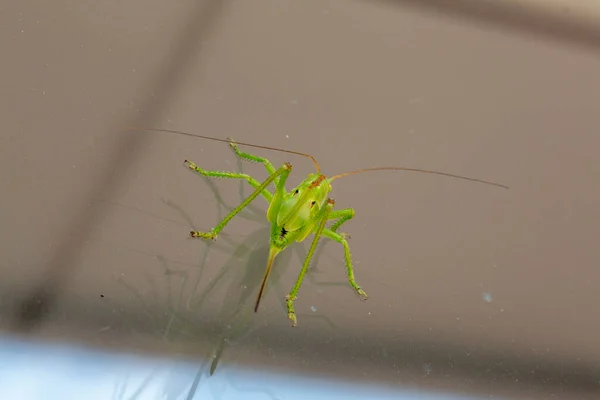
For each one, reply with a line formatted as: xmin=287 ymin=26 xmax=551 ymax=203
xmin=1 ymin=337 xmax=498 ymax=399
xmin=1 ymin=0 xmax=599 ymax=398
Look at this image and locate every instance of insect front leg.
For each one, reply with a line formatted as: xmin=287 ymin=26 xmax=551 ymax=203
xmin=328 ymin=208 xmax=355 ymax=234
xmin=228 ymin=138 xmax=278 ymax=184
xmin=185 ymin=160 xmax=273 ymax=203
xmin=189 ymin=163 xmax=292 ymax=240
xmin=321 ymin=208 xmax=368 ymax=300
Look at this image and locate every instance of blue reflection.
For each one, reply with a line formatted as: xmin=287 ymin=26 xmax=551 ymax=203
xmin=0 ymin=337 xmax=497 ymax=400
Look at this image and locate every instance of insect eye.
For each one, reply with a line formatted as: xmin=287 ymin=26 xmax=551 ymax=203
xmin=293 ymin=189 xmax=299 ymax=195
xmin=310 ymin=201 xmax=316 ymax=207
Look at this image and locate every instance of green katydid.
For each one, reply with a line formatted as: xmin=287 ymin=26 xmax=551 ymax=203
xmin=140 ymin=128 xmax=509 ymax=327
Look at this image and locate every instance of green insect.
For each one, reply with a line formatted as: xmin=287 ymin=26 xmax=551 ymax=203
xmin=141 ymin=128 xmax=508 ymax=327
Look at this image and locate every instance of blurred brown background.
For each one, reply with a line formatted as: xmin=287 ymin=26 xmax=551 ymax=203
xmin=1 ymin=0 xmax=599 ymax=398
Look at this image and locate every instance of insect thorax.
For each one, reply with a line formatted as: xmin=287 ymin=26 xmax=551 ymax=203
xmin=273 ymin=173 xmax=331 ymax=233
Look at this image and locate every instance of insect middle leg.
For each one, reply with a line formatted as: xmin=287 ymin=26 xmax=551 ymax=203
xmin=188 ymin=162 xmax=292 ymax=240
xmin=185 ymin=160 xmax=273 ymax=203
xmin=321 ymin=208 xmax=368 ymax=300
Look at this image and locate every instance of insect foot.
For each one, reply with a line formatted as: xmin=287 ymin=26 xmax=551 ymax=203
xmin=183 ymin=159 xmax=198 ymax=169
xmin=357 ymin=288 xmax=368 ymax=301
xmin=226 ymin=137 xmax=238 ymax=148
xmin=285 ymin=294 xmax=298 ymax=327
xmin=190 ymin=230 xmax=217 ymax=240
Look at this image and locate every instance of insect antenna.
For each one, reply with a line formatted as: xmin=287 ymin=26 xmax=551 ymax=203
xmin=127 ymin=128 xmax=321 ymax=174
xmin=329 ymin=167 xmax=509 ymax=189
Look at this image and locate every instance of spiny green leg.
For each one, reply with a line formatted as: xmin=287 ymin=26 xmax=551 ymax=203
xmin=189 ymin=162 xmax=292 ymax=240
xmin=321 ymin=208 xmax=368 ymax=300
xmin=286 ymin=198 xmax=334 ymax=327
xmin=328 ymin=207 xmax=355 ymax=234
xmin=228 ymin=138 xmax=278 ymax=181
xmin=184 ymin=160 xmax=273 ymax=203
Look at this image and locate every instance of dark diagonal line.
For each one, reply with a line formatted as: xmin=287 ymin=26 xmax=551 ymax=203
xmin=11 ymin=0 xmax=230 ymax=332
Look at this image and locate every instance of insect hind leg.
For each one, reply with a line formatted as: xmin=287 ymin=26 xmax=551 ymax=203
xmin=286 ymin=198 xmax=335 ymax=326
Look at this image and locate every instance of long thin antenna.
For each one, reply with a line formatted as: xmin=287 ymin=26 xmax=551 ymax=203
xmin=330 ymin=167 xmax=509 ymax=189
xmin=127 ymin=128 xmax=321 ymax=174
